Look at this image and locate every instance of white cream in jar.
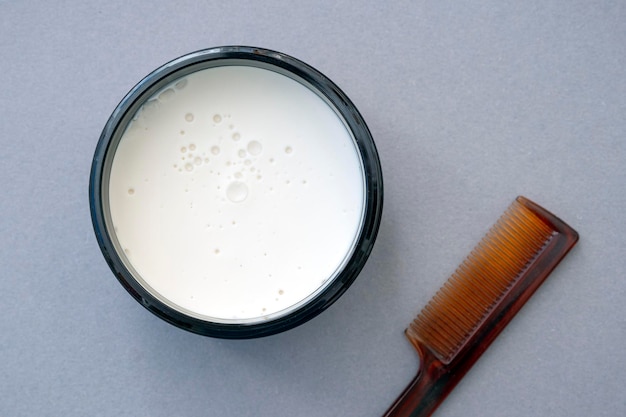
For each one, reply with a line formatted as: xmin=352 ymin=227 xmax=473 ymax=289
xmin=107 ymin=65 xmax=365 ymax=322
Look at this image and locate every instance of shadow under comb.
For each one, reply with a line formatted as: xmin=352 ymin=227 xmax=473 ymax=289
xmin=384 ymin=196 xmax=579 ymax=417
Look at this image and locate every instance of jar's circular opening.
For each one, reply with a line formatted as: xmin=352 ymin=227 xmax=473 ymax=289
xmin=89 ymin=46 xmax=383 ymax=338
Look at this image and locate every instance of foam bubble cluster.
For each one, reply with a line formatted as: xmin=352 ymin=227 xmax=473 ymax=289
xmin=164 ymin=110 xmax=300 ymax=207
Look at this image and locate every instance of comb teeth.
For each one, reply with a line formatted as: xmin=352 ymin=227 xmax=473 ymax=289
xmin=407 ymin=199 xmax=556 ymax=363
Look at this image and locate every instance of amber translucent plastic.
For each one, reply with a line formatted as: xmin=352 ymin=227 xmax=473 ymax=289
xmin=383 ymin=196 xmax=579 ymax=417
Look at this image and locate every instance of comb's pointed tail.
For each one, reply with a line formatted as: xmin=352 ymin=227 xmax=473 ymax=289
xmin=384 ymin=196 xmax=578 ymax=417
xmin=382 ymin=343 xmax=449 ymax=417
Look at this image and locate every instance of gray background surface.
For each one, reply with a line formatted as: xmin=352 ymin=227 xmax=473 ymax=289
xmin=1 ymin=1 xmax=625 ymax=416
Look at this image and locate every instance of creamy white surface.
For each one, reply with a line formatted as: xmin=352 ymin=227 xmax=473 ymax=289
xmin=108 ymin=66 xmax=365 ymax=321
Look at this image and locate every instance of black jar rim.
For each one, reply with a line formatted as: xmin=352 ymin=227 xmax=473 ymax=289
xmin=89 ymin=46 xmax=383 ymax=339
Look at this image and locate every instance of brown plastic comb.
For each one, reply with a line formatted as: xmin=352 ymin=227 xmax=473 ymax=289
xmin=383 ymin=196 xmax=578 ymax=417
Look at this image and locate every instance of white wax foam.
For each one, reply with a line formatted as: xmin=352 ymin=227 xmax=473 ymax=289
xmin=108 ymin=65 xmax=365 ymax=322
